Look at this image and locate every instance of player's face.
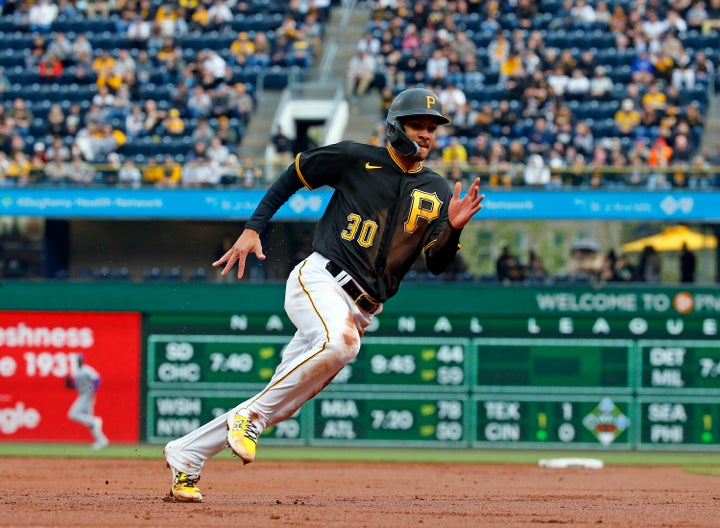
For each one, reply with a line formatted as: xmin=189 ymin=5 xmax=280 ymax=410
xmin=402 ymin=116 xmax=439 ymax=160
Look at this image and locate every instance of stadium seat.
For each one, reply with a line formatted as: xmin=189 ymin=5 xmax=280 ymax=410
xmin=470 ymin=30 xmax=494 ymax=48
xmin=0 ymin=19 xmax=16 ymax=32
xmin=456 ymin=12 xmax=483 ymax=31
xmin=114 ymin=267 xmax=132 ymax=281
xmin=0 ymin=48 xmax=26 ymax=68
xmin=590 ymin=119 xmax=617 ymax=138
xmin=120 ymin=138 xmax=160 ymax=158
xmin=75 ymin=268 xmax=94 ymax=280
xmin=138 ymin=83 xmax=172 ymax=102
xmin=143 ymin=267 xmax=162 ymax=281
xmin=531 ymin=12 xmax=554 ymax=30
xmin=164 ymin=267 xmax=183 ymax=281
xmin=0 ymin=32 xmax=33 ymax=50
xmin=261 ymin=66 xmax=298 ymax=89
xmin=161 ymin=136 xmax=193 ymax=156
xmin=179 ymin=32 xmax=234 ymax=51
xmin=683 ymin=30 xmax=718 ymax=50
xmin=53 ymin=268 xmax=70 ymax=279
xmin=540 ymin=0 xmax=564 ymax=15
xmin=231 ymin=12 xmax=284 ymax=32
xmin=94 ymin=266 xmax=113 ymax=280
xmin=5 ymin=67 xmax=36 ymax=86
xmin=190 ymin=267 xmax=209 ymax=281
xmin=608 ymin=65 xmax=632 ymax=84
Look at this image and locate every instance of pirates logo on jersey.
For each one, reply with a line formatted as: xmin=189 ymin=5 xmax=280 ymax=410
xmin=404 ymin=189 xmax=443 ymax=232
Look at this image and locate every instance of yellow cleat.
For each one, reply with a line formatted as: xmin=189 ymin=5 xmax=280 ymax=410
xmin=227 ymin=413 xmax=262 ymax=464
xmin=168 ymin=466 xmax=202 ymax=503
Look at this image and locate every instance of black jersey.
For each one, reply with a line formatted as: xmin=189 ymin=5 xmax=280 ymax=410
xmin=295 ymin=141 xmax=455 ymax=302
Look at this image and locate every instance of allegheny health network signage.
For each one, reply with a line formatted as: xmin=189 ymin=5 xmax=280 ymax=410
xmin=0 ymin=189 xmax=719 ymax=220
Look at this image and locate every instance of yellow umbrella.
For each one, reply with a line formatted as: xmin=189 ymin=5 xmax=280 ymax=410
xmin=621 ymin=225 xmax=717 ymax=252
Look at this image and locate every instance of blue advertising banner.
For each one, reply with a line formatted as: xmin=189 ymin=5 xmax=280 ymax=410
xmin=0 ymin=188 xmax=327 ymax=220
xmin=0 ymin=188 xmax=718 ymax=221
xmin=482 ymin=192 xmax=720 ymax=220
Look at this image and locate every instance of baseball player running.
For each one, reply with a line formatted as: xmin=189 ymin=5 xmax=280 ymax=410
xmin=65 ymin=354 xmax=109 ymax=449
xmin=163 ymin=87 xmax=485 ymax=502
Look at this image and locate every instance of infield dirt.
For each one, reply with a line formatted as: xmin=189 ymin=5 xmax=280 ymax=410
xmin=5 ymin=457 xmax=720 ymax=527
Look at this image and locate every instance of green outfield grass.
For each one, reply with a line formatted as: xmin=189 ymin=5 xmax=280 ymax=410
xmin=1 ymin=443 xmax=719 ymax=471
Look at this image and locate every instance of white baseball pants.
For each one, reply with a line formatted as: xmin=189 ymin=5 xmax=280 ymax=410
xmin=165 ymin=252 xmax=380 ymax=476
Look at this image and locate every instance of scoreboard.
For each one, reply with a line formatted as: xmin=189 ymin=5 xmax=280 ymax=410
xmin=143 ymin=286 xmax=720 ymax=451
xmin=473 ymin=395 xmax=633 ymax=448
xmin=147 ymin=335 xmax=289 ymax=390
xmin=474 ymin=338 xmax=633 ymax=392
xmin=146 ymin=335 xmax=469 ymax=391
xmin=639 ymin=340 xmax=720 ymax=392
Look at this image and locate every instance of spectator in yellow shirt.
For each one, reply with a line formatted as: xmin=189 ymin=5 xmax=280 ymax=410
xmin=154 ymin=3 xmax=178 ymax=37
xmin=142 ymin=156 xmax=182 ymax=187
xmin=230 ymin=31 xmax=255 ymax=66
xmin=163 ymin=108 xmax=186 ymax=136
xmin=160 ymin=155 xmax=182 ymax=187
xmin=6 ymin=151 xmax=31 ymax=185
xmin=178 ymin=0 xmax=199 ymax=11
xmin=92 ymin=50 xmax=122 ymax=91
xmin=641 ymin=82 xmax=667 ymax=111
xmin=143 ymin=157 xmax=164 ymax=185
xmin=92 ymin=49 xmax=114 ymax=74
xmin=142 ymin=156 xmax=178 ymax=187
xmin=499 ymin=48 xmax=524 ymax=83
xmin=652 ymin=50 xmax=675 ymax=84
xmin=614 ymin=98 xmax=641 ymax=137
xmin=190 ymin=4 xmax=210 ymax=31
xmin=156 ymin=37 xmax=179 ymax=64
xmin=442 ymin=136 xmax=468 ymax=165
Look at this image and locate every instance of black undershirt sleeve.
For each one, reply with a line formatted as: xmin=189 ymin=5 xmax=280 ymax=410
xmin=424 ymin=223 xmax=463 ymax=275
xmin=244 ymin=166 xmax=304 ymax=234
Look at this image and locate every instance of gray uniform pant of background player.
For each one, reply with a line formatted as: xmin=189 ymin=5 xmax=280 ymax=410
xmin=68 ymin=391 xmax=97 ymax=428
xmin=68 ymin=365 xmax=108 ymax=447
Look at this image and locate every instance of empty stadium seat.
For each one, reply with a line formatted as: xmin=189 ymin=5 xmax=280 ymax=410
xmin=0 ymin=32 xmax=34 ymax=50
xmin=261 ymin=66 xmax=301 ymax=89
xmin=179 ymin=32 xmax=234 ymax=51
xmin=230 ymin=12 xmax=284 ymax=32
xmin=683 ymin=30 xmax=719 ymax=50
xmin=590 ymin=119 xmax=617 ymax=138
xmin=455 ymin=12 xmax=483 ymax=31
xmin=0 ymin=49 xmax=26 ymax=68
xmin=189 ymin=267 xmax=209 ymax=281
xmin=138 ymin=83 xmax=173 ymax=101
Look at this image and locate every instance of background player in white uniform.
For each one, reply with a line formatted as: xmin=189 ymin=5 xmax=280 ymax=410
xmin=65 ymin=354 xmax=108 ymax=449
xmin=164 ymin=87 xmax=485 ymax=502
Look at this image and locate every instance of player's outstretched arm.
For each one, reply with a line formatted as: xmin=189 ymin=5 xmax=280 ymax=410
xmin=212 ymin=229 xmax=266 ymax=279
xmin=448 ymin=177 xmax=484 ymax=230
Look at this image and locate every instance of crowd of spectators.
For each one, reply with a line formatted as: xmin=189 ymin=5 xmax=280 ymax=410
xmin=4 ymin=1 xmax=718 ymax=284
xmin=1 ymin=0 xmax=720 ymax=191
xmin=361 ymin=0 xmax=720 ymax=190
xmin=0 ymin=0 xmax=331 ymax=187
xmin=491 ymin=239 xmax=699 ymax=285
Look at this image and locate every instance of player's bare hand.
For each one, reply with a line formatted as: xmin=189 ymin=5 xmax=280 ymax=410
xmin=448 ymin=178 xmax=484 ymax=229
xmin=212 ymin=229 xmax=266 ymax=279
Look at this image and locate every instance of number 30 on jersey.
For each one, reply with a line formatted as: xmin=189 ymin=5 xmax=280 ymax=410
xmin=341 ymin=190 xmax=443 ymax=247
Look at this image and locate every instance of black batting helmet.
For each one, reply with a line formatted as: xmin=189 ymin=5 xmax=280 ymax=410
xmin=386 ymin=87 xmax=450 ymax=126
xmin=385 ymin=88 xmax=449 ymax=156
